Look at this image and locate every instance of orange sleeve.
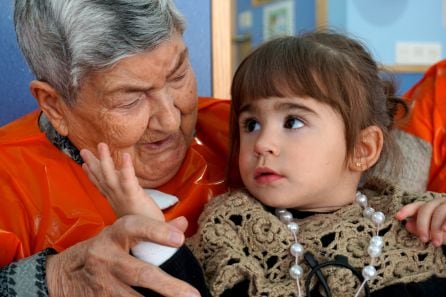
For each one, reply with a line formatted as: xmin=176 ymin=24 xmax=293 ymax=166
xmin=196 ymin=97 xmax=231 ymax=157
xmin=0 ymin=113 xmax=116 ymax=266
xmin=0 ymin=164 xmax=31 ymax=267
xmin=401 ymin=60 xmax=446 ymax=192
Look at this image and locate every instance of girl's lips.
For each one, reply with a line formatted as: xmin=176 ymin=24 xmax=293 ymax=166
xmin=254 ymin=167 xmax=283 ymax=184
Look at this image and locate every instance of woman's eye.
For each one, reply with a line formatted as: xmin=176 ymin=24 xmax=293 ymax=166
xmin=172 ymin=73 xmax=186 ymax=82
xmin=120 ymin=99 xmax=140 ymax=109
xmin=243 ymin=119 xmax=261 ymax=132
xmin=171 ymin=67 xmax=188 ymax=83
xmin=284 ymin=117 xmax=304 ymax=129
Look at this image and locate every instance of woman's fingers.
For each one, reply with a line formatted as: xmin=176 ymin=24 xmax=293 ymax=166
xmin=168 ymin=216 xmax=189 ymax=233
xmin=113 ymin=255 xmax=200 ymax=297
xmin=110 ymin=216 xmax=195 ymax=296
xmin=46 ymin=215 xmax=195 ymax=297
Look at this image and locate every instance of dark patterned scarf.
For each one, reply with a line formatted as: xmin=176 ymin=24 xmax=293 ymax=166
xmin=38 ymin=112 xmax=83 ymax=164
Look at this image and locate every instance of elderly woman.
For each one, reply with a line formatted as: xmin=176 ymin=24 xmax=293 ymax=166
xmin=0 ymin=0 xmax=229 ymax=296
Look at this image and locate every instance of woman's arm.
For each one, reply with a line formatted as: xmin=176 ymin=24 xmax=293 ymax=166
xmin=0 ymin=248 xmax=55 ymax=296
xmin=0 ymin=216 xmax=198 ymax=297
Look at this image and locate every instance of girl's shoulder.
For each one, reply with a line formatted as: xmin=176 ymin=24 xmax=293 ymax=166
xmin=194 ymin=189 xmax=291 ymax=247
xmin=361 ymin=177 xmax=446 ymax=210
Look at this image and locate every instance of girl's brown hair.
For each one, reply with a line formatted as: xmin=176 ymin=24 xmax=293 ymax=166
xmin=227 ymin=30 xmax=407 ymax=189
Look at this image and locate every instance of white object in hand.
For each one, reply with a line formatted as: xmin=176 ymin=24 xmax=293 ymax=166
xmin=144 ymin=189 xmax=179 ymax=210
xmin=131 ymin=189 xmax=180 ymax=266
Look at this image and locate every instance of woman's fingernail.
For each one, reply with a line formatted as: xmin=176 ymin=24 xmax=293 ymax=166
xmin=169 ymin=231 xmax=184 ymax=245
xmin=186 ymin=290 xmax=200 ymax=297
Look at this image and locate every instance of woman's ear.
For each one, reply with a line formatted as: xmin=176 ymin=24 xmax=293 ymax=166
xmin=30 ymin=80 xmax=69 ymax=136
xmin=349 ymin=125 xmax=384 ymax=172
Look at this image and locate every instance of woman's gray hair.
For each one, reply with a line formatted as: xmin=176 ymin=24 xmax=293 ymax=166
xmin=14 ymin=0 xmax=185 ymax=105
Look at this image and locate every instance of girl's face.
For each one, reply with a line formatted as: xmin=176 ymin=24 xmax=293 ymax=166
xmin=238 ymin=96 xmax=361 ymax=212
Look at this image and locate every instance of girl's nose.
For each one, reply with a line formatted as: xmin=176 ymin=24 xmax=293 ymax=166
xmin=253 ymin=134 xmax=280 ymax=157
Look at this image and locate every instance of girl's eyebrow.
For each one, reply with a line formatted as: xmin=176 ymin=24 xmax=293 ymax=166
xmin=239 ymin=102 xmax=254 ymax=114
xmin=240 ymin=100 xmax=318 ymax=115
xmin=274 ymin=101 xmax=318 ymax=115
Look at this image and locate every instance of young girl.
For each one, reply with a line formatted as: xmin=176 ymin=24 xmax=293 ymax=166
xmin=82 ymin=31 xmax=446 ymax=297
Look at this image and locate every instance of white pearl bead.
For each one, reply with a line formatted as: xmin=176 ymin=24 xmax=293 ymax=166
xmin=370 ymin=236 xmax=384 ymax=248
xmin=287 ymin=222 xmax=299 ymax=234
xmin=280 ymin=211 xmax=293 ymax=223
xmin=275 ymin=208 xmax=287 ymax=216
xmin=372 ymin=211 xmax=385 ymax=225
xmin=289 ymin=264 xmax=303 ymax=279
xmin=362 ymin=265 xmax=377 ymax=280
xmin=363 ymin=207 xmax=375 ymax=218
xmin=356 ymin=192 xmax=368 ymax=208
xmin=290 ymin=243 xmax=304 ymax=257
xmin=367 ymin=244 xmax=382 ymax=257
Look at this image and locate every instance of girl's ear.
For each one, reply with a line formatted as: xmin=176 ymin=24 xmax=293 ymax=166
xmin=30 ymin=80 xmax=69 ymax=136
xmin=349 ymin=125 xmax=383 ymax=172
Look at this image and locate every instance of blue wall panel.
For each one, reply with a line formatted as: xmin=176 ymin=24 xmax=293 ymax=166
xmin=0 ymin=1 xmax=37 ymax=126
xmin=328 ymin=0 xmax=443 ymax=94
xmin=174 ymin=0 xmax=211 ymax=99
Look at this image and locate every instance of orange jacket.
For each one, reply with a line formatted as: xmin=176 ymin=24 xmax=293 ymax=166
xmin=0 ymin=97 xmax=230 ymax=267
xmin=401 ymin=60 xmax=446 ymax=192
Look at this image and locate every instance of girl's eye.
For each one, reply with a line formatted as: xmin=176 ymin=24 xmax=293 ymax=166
xmin=243 ymin=118 xmax=261 ymax=132
xmin=284 ymin=117 xmax=304 ymax=129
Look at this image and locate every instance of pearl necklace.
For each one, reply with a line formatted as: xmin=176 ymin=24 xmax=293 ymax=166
xmin=275 ymin=191 xmax=385 ymax=297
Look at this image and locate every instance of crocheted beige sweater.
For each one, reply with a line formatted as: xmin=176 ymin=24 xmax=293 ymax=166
xmin=188 ymin=179 xmax=446 ymax=297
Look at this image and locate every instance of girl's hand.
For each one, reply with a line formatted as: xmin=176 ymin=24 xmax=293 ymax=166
xmin=80 ymin=142 xmax=164 ymax=221
xmin=395 ymin=198 xmax=446 ymax=247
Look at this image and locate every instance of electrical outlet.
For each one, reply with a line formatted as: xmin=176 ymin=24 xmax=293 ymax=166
xmin=395 ymin=42 xmax=442 ymax=65
xmin=238 ymin=11 xmax=252 ymax=30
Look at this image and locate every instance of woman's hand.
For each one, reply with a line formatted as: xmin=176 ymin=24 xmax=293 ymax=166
xmin=45 ymin=215 xmax=199 ymax=297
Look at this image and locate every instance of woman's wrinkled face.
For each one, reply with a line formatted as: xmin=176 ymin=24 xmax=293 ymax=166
xmin=61 ymin=33 xmax=198 ymax=188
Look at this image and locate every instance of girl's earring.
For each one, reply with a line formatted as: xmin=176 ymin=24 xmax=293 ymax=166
xmin=355 ymin=161 xmax=362 ymax=168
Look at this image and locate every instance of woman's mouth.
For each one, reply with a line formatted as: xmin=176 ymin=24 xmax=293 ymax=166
xmin=141 ymin=135 xmax=175 ymax=151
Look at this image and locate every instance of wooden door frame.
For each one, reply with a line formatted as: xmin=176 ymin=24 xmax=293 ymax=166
xmin=211 ymin=0 xmax=234 ymax=99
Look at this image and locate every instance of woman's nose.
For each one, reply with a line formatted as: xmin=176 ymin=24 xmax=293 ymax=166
xmin=149 ymin=92 xmax=180 ymax=132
